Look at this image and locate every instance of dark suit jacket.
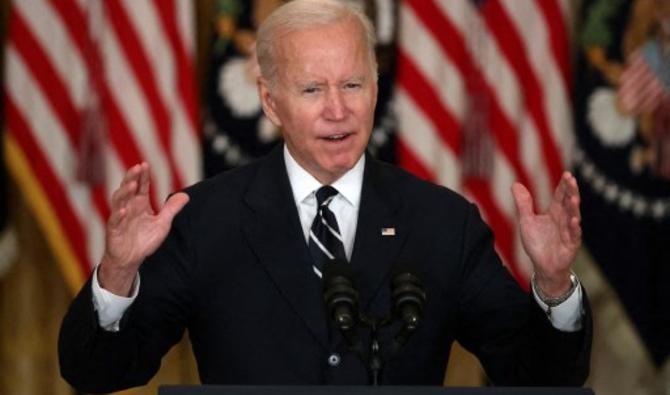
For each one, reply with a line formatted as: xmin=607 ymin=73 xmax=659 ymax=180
xmin=59 ymin=147 xmax=591 ymax=393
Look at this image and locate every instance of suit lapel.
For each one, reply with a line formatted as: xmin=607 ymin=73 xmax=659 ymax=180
xmin=350 ymin=156 xmax=409 ymax=312
xmin=242 ymin=149 xmax=410 ymax=349
xmin=242 ymin=147 xmax=330 ymax=349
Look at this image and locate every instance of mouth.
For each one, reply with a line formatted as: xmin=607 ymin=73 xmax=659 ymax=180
xmin=320 ymin=133 xmax=353 ymax=142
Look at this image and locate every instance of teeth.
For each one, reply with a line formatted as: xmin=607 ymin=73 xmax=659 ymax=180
xmin=327 ymin=134 xmax=346 ymax=140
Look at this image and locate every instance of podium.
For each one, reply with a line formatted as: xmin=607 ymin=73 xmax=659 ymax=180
xmin=159 ymin=386 xmax=595 ymax=395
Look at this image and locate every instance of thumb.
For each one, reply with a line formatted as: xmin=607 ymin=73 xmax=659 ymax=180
xmin=158 ymin=192 xmax=190 ymax=225
xmin=511 ymin=182 xmax=534 ymax=219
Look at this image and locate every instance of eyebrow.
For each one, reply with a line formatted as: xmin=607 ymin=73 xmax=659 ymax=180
xmin=296 ymin=81 xmax=325 ymax=88
xmin=295 ymin=75 xmax=367 ymax=87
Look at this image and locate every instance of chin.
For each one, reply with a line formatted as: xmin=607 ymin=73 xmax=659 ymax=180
xmin=316 ymin=159 xmax=355 ymax=181
xmin=330 ymin=154 xmax=359 ymax=171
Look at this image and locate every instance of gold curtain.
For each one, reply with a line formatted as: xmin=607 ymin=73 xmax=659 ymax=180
xmin=0 ymin=181 xmax=201 ymax=395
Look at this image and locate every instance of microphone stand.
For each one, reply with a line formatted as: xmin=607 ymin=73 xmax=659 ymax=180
xmin=356 ymin=314 xmax=394 ymax=386
xmin=369 ymin=320 xmax=382 ymax=386
xmin=332 ymin=302 xmax=424 ymax=386
xmin=359 ymin=316 xmax=379 ymax=386
xmin=324 ymin=261 xmax=425 ymax=386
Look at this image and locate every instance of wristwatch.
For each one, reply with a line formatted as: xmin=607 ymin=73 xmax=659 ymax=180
xmin=531 ymin=271 xmax=579 ymax=307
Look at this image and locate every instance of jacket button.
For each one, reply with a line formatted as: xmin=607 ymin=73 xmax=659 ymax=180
xmin=327 ymin=353 xmax=341 ymax=367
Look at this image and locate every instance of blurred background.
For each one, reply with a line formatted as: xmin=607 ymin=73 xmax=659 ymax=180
xmin=0 ymin=0 xmax=668 ymax=394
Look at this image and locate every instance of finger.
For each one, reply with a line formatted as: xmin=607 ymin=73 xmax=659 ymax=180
xmin=110 ymin=180 xmax=138 ymax=211
xmin=108 ymin=206 xmax=127 ymax=228
xmin=561 ymin=216 xmax=582 ymax=248
xmin=562 ymin=173 xmax=581 ymax=220
xmin=560 ymin=214 xmax=572 ymax=245
xmin=566 ymin=172 xmax=581 ymax=194
xmin=554 ymin=171 xmax=574 ymax=207
xmin=138 ymin=162 xmax=151 ymax=195
xmin=565 ymin=172 xmax=580 ymax=198
xmin=511 ymin=182 xmax=535 ymax=219
xmin=569 ymin=216 xmax=582 ymax=244
xmin=111 ymin=163 xmax=146 ymax=210
xmin=569 ymin=173 xmax=581 ymax=210
xmin=157 ymin=192 xmax=190 ymax=227
xmin=568 ymin=194 xmax=581 ymax=221
xmin=120 ymin=163 xmax=143 ymax=189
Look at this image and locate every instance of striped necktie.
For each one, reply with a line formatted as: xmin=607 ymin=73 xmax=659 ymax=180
xmin=309 ymin=186 xmax=347 ymax=278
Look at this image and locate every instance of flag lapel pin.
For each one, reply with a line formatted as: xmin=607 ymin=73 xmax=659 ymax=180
xmin=381 ymin=227 xmax=396 ymax=236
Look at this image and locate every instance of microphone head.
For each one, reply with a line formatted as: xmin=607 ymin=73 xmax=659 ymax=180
xmin=391 ymin=262 xmax=427 ymax=330
xmin=322 ymin=259 xmax=359 ymax=331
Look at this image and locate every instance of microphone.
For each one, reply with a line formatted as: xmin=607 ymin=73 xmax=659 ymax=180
xmin=391 ymin=263 xmax=427 ymax=332
xmin=323 ymin=259 xmax=359 ymax=331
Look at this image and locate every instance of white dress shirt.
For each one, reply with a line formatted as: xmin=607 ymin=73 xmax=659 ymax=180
xmin=284 ymin=145 xmax=364 ymax=260
xmin=92 ymin=144 xmax=583 ymax=332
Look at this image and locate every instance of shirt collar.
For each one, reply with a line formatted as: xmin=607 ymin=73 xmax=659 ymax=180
xmin=284 ymin=144 xmax=364 ymax=207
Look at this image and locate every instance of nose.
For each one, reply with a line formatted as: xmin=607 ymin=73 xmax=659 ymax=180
xmin=323 ymin=89 xmax=346 ymax=121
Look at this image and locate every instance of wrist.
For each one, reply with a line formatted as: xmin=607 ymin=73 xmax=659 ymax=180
xmin=98 ymin=256 xmax=139 ymax=297
xmin=532 ymin=271 xmax=579 ymax=307
xmin=532 ymin=270 xmax=572 ymax=296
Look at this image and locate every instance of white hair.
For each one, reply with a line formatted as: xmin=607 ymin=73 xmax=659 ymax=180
xmin=256 ymin=0 xmax=378 ymax=89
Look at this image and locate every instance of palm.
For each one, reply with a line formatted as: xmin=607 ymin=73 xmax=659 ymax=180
xmin=512 ymin=172 xmax=582 ymax=281
xmin=106 ymin=193 xmax=173 ymax=268
xmin=517 ymin=203 xmax=578 ymax=275
xmin=99 ymin=163 xmax=189 ymax=295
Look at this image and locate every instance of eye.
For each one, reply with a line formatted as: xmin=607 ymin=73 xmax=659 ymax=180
xmin=344 ymin=82 xmax=362 ymax=90
xmin=302 ymin=86 xmax=320 ymax=94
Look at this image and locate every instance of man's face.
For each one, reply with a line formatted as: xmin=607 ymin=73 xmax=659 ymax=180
xmin=258 ymin=18 xmax=378 ymax=184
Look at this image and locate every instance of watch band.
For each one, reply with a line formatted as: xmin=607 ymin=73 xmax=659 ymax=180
xmin=531 ymin=271 xmax=579 ymax=307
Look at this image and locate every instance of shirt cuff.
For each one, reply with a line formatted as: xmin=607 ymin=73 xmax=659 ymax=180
xmin=91 ymin=265 xmax=140 ymax=332
xmin=532 ymin=282 xmax=584 ymax=332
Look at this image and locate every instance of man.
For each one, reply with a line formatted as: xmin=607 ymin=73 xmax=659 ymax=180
xmin=59 ymin=0 xmax=591 ymax=392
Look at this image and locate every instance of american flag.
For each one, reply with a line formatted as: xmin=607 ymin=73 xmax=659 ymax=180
xmin=396 ymin=0 xmax=573 ymax=285
xmin=618 ymin=48 xmax=668 ymax=115
xmin=3 ymin=0 xmax=201 ymax=292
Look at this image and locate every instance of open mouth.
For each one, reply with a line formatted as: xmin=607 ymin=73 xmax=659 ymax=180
xmin=322 ymin=133 xmax=351 ymax=141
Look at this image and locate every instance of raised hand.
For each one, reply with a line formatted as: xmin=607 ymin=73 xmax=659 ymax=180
xmin=512 ymin=172 xmax=582 ymax=297
xmin=98 ymin=163 xmax=189 ymax=296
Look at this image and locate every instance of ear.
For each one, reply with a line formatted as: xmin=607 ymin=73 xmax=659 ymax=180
xmin=371 ymin=78 xmax=379 ymax=111
xmin=258 ymin=77 xmax=283 ymax=127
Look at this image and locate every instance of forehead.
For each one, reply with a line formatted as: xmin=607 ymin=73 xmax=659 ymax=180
xmin=274 ymin=19 xmax=371 ymax=80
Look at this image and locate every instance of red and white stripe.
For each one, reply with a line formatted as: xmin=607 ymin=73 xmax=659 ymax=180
xmin=4 ymin=0 xmax=200 ymax=290
xmin=618 ymin=50 xmax=667 ymax=115
xmin=397 ymin=0 xmax=572 ymax=285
